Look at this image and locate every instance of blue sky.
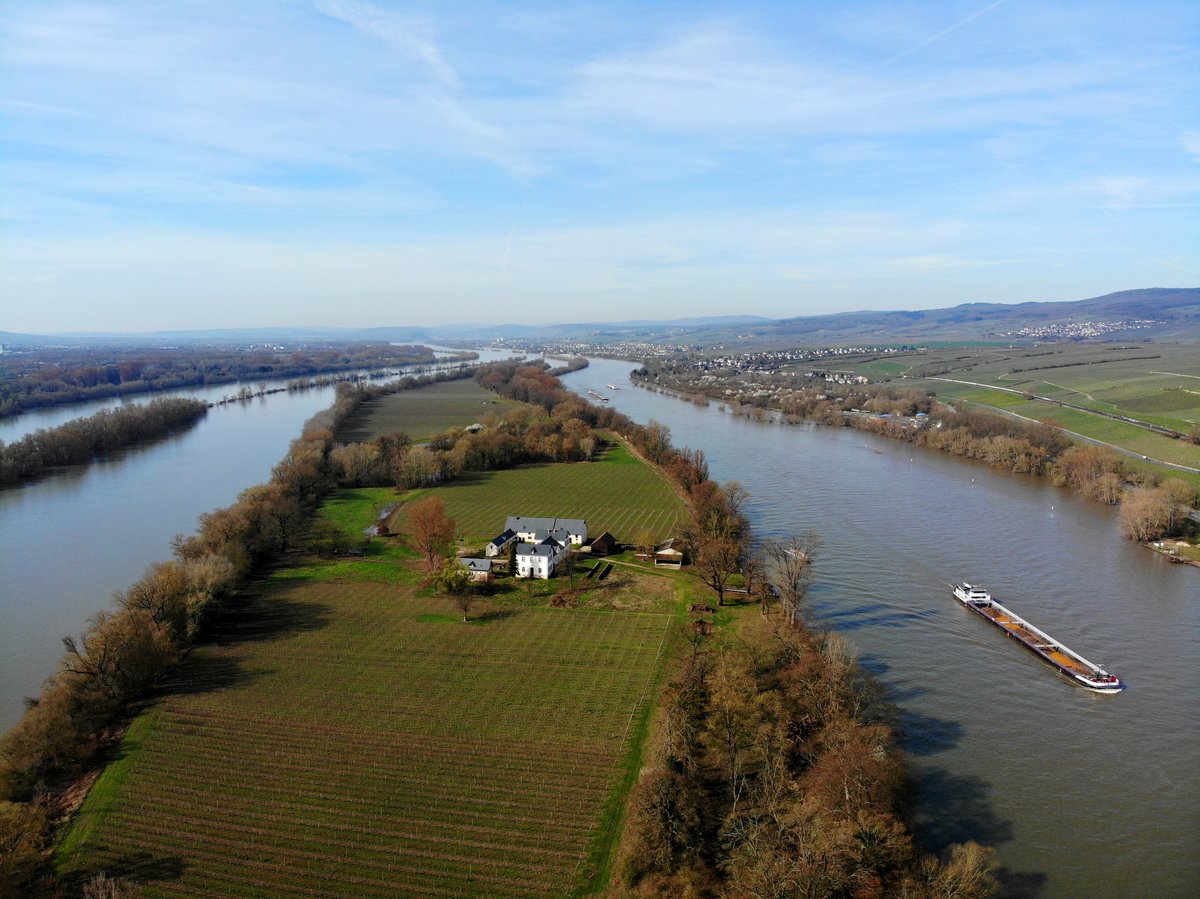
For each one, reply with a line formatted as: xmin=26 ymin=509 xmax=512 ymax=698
xmin=2 ymin=0 xmax=1197 ymax=332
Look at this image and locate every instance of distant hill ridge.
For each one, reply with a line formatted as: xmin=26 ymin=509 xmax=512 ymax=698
xmin=3 ymin=288 xmax=1195 ymax=347
xmin=763 ymin=287 xmax=1199 ymax=342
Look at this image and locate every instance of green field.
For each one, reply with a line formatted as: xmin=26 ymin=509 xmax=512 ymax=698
xmin=61 ymin=583 xmax=673 ymax=896
xmin=391 ymin=441 xmax=687 ymax=545
xmin=900 ymin=344 xmax=1200 ymax=432
xmin=339 ymin=379 xmax=520 ymax=443
xmin=892 ymin=344 xmax=1200 ymax=481
xmin=59 ymin=445 xmax=693 ymax=896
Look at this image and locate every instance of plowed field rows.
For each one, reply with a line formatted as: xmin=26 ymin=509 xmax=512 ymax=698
xmin=65 ymin=580 xmax=673 ymax=896
xmin=395 ymin=443 xmax=686 ymax=544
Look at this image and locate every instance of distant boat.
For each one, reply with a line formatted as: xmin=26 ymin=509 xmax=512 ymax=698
xmin=606 ymin=384 xmax=621 ymax=390
xmin=587 ymin=390 xmax=610 ymax=402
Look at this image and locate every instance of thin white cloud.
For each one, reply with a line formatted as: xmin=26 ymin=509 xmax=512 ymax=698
xmin=313 ymin=0 xmax=458 ymax=87
xmin=1183 ymin=131 xmax=1200 ymax=162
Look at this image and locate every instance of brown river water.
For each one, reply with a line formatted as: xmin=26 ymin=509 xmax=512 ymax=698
xmin=0 ymin=352 xmax=1194 ymax=896
xmin=561 ymin=358 xmax=1198 ymax=898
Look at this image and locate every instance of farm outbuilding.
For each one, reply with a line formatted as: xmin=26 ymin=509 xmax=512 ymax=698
xmin=459 ymin=558 xmax=494 ymax=582
xmin=589 ymin=531 xmax=618 ymax=556
xmin=654 ymin=539 xmax=683 ymax=569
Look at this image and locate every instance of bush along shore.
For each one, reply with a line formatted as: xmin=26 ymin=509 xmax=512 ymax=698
xmin=3 ymin=359 xmax=997 ymax=896
xmin=632 ymin=364 xmax=1198 ymax=546
xmin=0 ymin=343 xmax=452 ymax=418
xmin=0 ymin=398 xmax=209 ymax=487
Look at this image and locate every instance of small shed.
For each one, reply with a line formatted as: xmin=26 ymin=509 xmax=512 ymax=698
xmin=654 ymin=539 xmax=683 ymax=569
xmin=590 ymin=531 xmax=618 ymax=557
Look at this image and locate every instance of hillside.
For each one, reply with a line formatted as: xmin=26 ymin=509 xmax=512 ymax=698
xmin=4 ymin=289 xmax=1195 ymax=350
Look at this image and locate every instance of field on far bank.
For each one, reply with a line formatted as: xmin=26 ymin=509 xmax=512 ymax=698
xmin=60 ymin=560 xmax=678 ymax=896
xmin=338 ymin=378 xmax=519 ymax=443
xmin=896 ymin=343 xmax=1200 ymax=432
xmin=878 ymin=344 xmax=1200 ymax=482
xmin=391 ymin=441 xmax=687 ymax=546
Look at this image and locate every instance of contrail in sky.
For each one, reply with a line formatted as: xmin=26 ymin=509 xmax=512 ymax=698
xmin=881 ymin=0 xmax=1009 ymax=68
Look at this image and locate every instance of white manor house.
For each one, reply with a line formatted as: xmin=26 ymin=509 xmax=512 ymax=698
xmin=483 ymin=515 xmax=588 ymax=579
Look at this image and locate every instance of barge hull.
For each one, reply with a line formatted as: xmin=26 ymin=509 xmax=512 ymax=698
xmin=954 ymin=584 xmax=1122 ymax=692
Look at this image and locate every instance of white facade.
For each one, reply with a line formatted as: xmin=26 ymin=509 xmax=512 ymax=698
xmin=514 ymin=540 xmax=567 ymax=579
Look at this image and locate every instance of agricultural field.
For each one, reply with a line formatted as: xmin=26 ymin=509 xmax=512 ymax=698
xmin=338 ymin=379 xmax=519 ymax=443
xmin=60 ymin=583 xmax=674 ymax=896
xmin=59 ymin=446 xmax=694 ymax=896
xmin=390 ymin=441 xmax=687 ymax=546
xmin=892 ymin=344 xmax=1200 ymax=478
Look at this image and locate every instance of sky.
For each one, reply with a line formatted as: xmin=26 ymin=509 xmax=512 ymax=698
xmin=2 ymin=0 xmax=1198 ymax=333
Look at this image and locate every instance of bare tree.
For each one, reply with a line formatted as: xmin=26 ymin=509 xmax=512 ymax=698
xmin=741 ymin=546 xmax=766 ymax=610
xmin=562 ymin=550 xmax=580 ymax=591
xmin=765 ymin=531 xmax=821 ymax=625
xmin=1119 ymin=487 xmax=1174 ymax=542
xmin=694 ymin=534 xmax=742 ymax=606
xmin=408 ymin=496 xmax=456 ymax=572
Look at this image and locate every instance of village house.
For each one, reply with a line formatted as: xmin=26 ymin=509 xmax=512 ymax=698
xmin=505 ymin=516 xmax=588 ymax=547
xmin=459 ymin=558 xmax=493 ymax=583
xmin=654 ymin=538 xmax=684 ymax=569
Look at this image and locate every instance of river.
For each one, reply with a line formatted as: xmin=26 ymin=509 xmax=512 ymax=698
xmin=560 ymin=358 xmax=1199 ymax=898
xmin=2 ymin=351 xmax=1195 ymax=895
xmin=0 ymin=348 xmax=516 ymax=732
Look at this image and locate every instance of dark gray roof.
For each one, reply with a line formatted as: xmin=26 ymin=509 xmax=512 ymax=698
xmin=488 ymin=528 xmax=516 ymax=547
xmin=460 ymin=558 xmax=493 ymax=572
xmin=516 ymin=542 xmax=558 ymax=558
xmin=505 ymin=516 xmax=588 ymax=537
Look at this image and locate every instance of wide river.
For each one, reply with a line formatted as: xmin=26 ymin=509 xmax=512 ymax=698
xmin=0 ymin=349 xmax=516 ymax=731
xmin=1 ymin=352 xmax=1195 ymax=896
xmin=561 ymin=359 xmax=1198 ymax=898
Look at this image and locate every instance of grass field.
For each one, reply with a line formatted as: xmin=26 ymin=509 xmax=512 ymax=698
xmin=338 ymin=379 xmax=520 ymax=443
xmin=888 ymin=344 xmax=1200 ymax=482
xmin=390 ymin=441 xmax=687 ymax=546
xmin=899 ymin=344 xmax=1200 ymax=433
xmin=59 ymin=446 xmax=694 ymax=896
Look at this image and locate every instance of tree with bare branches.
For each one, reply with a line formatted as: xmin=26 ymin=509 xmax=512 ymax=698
xmin=694 ymin=534 xmax=742 ymax=607
xmin=408 ymin=496 xmax=456 ymax=572
xmin=765 ymin=531 xmax=821 ymax=625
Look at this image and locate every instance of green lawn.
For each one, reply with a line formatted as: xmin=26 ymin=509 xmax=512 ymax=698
xmin=338 ymin=379 xmax=520 ymax=443
xmin=390 ymin=441 xmax=687 ymax=547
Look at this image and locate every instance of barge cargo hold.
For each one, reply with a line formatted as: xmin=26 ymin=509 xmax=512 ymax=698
xmin=953 ymin=583 xmax=1123 ymax=693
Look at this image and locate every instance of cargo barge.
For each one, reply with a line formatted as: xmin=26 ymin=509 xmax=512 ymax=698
xmin=953 ymin=583 xmax=1123 ymax=693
